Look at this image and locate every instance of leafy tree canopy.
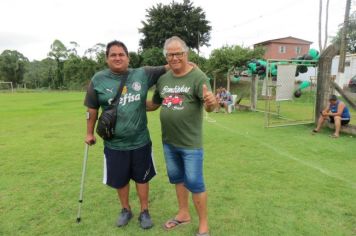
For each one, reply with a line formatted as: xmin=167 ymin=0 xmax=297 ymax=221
xmin=139 ymin=0 xmax=211 ymax=51
xmin=129 ymin=51 xmax=142 ymax=68
xmin=0 ymin=50 xmax=29 ymax=85
xmin=23 ymin=58 xmax=56 ymax=88
xmin=140 ymin=47 xmax=166 ymax=66
xmin=188 ymin=50 xmax=207 ymax=70
xmin=84 ymin=43 xmax=106 ymax=62
xmin=48 ymin=39 xmax=68 ymax=62
xmin=206 ymin=45 xmax=265 ymax=77
xmin=331 ymin=11 xmax=356 ymax=53
xmin=63 ymin=55 xmax=98 ymax=90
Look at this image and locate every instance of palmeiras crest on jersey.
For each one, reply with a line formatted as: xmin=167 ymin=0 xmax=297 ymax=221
xmin=132 ymin=82 xmax=141 ymax=91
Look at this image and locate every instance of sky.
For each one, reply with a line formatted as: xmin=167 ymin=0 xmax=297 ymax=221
xmin=0 ymin=0 xmax=354 ymax=61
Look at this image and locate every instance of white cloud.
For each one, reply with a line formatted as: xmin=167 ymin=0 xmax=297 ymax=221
xmin=0 ymin=0 xmax=353 ymax=60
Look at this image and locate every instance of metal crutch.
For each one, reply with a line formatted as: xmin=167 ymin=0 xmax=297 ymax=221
xmin=76 ymin=143 xmax=89 ymax=223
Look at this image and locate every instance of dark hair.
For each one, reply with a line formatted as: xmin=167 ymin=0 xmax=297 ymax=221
xmin=106 ymin=40 xmax=129 ymax=57
xmin=329 ymin=94 xmax=337 ymax=101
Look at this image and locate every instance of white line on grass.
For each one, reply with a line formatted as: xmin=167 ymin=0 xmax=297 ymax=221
xmin=210 ymin=121 xmax=356 ymax=189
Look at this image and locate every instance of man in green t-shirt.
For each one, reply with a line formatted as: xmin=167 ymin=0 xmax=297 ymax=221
xmin=84 ymin=40 xmax=168 ymax=229
xmin=146 ymin=36 xmax=217 ymax=236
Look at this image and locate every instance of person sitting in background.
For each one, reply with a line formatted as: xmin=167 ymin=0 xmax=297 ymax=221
xmin=218 ymin=88 xmax=232 ymax=113
xmin=313 ymin=94 xmax=351 ymax=138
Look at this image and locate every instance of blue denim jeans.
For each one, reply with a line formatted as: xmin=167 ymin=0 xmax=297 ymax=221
xmin=163 ymin=143 xmax=205 ymax=193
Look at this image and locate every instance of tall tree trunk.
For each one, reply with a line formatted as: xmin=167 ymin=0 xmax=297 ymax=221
xmin=323 ymin=0 xmax=330 ymax=50
xmin=338 ymin=0 xmax=352 ymax=74
xmin=315 ymin=44 xmax=339 ymax=120
xmin=318 ymin=0 xmax=323 ymax=52
xmin=336 ymin=0 xmax=351 ymax=88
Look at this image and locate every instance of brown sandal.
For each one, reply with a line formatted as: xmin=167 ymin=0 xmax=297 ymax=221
xmin=163 ymin=218 xmax=190 ymax=231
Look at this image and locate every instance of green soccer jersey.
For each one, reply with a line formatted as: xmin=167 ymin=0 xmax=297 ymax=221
xmin=152 ymin=68 xmax=211 ymax=149
xmin=85 ymin=66 xmax=165 ymax=150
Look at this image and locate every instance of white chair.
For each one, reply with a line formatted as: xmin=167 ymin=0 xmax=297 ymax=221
xmin=228 ymin=94 xmax=237 ymax=113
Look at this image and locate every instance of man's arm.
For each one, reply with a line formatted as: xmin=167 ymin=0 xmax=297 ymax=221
xmin=85 ymin=108 xmax=98 ymax=145
xmin=331 ymin=102 xmax=345 ymax=117
xmin=83 ymin=81 xmax=100 ymax=145
xmin=146 ymin=101 xmax=161 ymax=111
xmin=147 ymin=87 xmax=162 ymax=111
xmin=321 ymin=104 xmax=330 ymax=116
xmin=202 ymin=84 xmax=218 ymax=112
xmin=164 ymin=64 xmax=170 ymax=71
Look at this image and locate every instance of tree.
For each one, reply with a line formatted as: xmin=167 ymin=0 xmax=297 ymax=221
xmin=140 ymin=47 xmax=166 ymax=66
xmin=318 ymin=0 xmax=330 ymax=52
xmin=188 ymin=50 xmax=207 ymax=71
xmin=331 ymin=10 xmax=356 ymax=53
xmin=139 ymin=0 xmax=211 ymax=52
xmin=207 ymin=45 xmax=264 ymax=74
xmin=48 ymin=39 xmax=69 ymax=89
xmin=68 ymin=41 xmax=80 ymax=56
xmin=84 ymin=43 xmax=106 ymax=69
xmin=0 ymin=50 xmax=29 ymax=85
xmin=63 ymin=55 xmax=97 ymax=90
xmin=84 ymin=43 xmax=105 ymax=60
xmin=205 ymin=45 xmax=264 ymax=84
xmin=23 ymin=58 xmax=56 ymax=88
xmin=129 ymin=52 xmax=142 ymax=68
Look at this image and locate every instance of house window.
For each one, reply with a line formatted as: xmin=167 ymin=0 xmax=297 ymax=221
xmin=279 ymin=46 xmax=286 ymax=53
xmin=295 ymin=46 xmax=302 ymax=55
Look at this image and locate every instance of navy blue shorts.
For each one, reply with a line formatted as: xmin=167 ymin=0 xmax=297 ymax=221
xmin=103 ymin=142 xmax=156 ymax=189
xmin=329 ymin=117 xmax=350 ymax=125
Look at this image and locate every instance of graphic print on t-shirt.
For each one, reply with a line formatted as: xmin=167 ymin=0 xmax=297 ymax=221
xmin=161 ymin=85 xmax=191 ymax=110
xmin=162 ymin=94 xmax=184 ymax=110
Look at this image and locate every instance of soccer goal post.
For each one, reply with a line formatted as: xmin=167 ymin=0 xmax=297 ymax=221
xmin=0 ymin=81 xmax=14 ymax=92
xmin=264 ymin=59 xmax=318 ymax=128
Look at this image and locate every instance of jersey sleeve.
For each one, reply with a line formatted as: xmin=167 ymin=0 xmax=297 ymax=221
xmin=84 ymin=81 xmax=99 ymax=109
xmin=144 ymin=66 xmax=166 ymax=88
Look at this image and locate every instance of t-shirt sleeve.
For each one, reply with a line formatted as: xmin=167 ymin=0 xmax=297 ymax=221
xmin=144 ymin=66 xmax=166 ymax=88
xmin=84 ymin=81 xmax=99 ymax=109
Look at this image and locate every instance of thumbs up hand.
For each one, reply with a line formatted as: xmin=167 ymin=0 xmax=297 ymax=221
xmin=202 ymin=84 xmax=217 ymax=111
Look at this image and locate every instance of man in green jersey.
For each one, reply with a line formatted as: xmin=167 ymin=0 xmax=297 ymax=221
xmin=84 ymin=40 xmax=168 ymax=229
xmin=146 ymin=36 xmax=217 ymax=236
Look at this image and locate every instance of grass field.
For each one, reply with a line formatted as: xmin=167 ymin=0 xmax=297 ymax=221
xmin=0 ymin=92 xmax=355 ymax=236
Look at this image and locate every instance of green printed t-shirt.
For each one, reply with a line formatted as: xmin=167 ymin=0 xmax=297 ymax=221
xmin=152 ymin=67 xmax=211 ymax=149
xmin=85 ymin=66 xmax=165 ymax=150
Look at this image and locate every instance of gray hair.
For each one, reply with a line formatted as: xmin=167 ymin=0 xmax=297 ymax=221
xmin=163 ymin=36 xmax=189 ymax=56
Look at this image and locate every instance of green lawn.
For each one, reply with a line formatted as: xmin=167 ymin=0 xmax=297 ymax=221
xmin=1 ymin=92 xmax=355 ymax=236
